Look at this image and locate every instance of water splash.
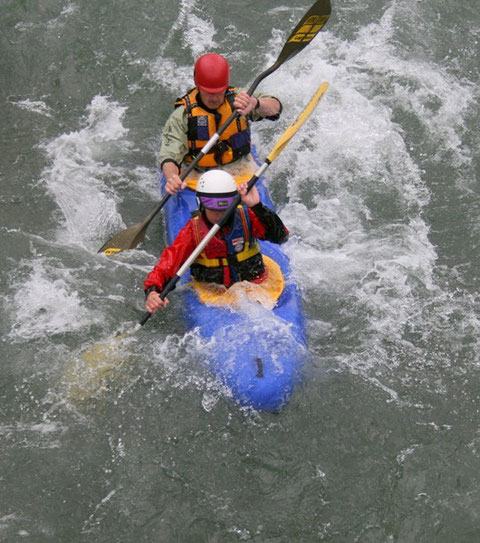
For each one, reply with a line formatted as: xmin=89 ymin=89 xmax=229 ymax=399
xmin=8 ymin=256 xmax=99 ymax=342
xmin=249 ymin=0 xmax=477 ymax=397
xmin=40 ymin=95 xmax=131 ymax=250
xmin=11 ymin=99 xmax=53 ymax=118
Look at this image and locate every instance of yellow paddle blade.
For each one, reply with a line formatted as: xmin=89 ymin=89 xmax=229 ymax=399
xmin=267 ymin=82 xmax=329 ymax=163
xmin=287 ymin=13 xmax=330 ymax=46
xmin=103 ymin=247 xmax=123 ymax=256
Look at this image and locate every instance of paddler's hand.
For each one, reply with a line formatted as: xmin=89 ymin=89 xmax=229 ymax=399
xmin=145 ymin=291 xmax=169 ymax=313
xmin=163 ymin=162 xmax=186 ymax=195
xmin=238 ymin=182 xmax=260 ymax=207
xmin=165 ymin=173 xmax=186 ymax=195
xmin=233 ymin=91 xmax=258 ymax=116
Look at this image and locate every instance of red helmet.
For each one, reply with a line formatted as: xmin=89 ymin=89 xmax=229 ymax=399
xmin=194 ymin=53 xmax=230 ymax=93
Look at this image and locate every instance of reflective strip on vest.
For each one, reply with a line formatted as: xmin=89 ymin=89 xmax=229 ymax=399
xmin=194 ymin=243 xmax=260 ymax=267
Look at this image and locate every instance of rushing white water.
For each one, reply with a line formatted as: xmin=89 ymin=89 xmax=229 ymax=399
xmin=39 ymin=96 xmax=131 ymax=248
xmin=14 ymin=0 xmax=476 ymax=392
xmin=2 ymin=0 xmax=479 ymax=540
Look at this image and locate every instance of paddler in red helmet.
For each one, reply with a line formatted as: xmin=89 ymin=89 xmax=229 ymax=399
xmin=159 ymin=53 xmax=283 ymax=195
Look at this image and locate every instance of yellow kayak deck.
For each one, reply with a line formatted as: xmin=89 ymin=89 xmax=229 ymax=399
xmin=191 ymin=255 xmax=284 ymax=309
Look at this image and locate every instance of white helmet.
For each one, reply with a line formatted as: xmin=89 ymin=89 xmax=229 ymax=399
xmin=196 ymin=170 xmax=238 ymax=210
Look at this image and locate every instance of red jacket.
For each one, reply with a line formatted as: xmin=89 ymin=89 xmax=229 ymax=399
xmin=145 ymin=202 xmax=288 ymax=293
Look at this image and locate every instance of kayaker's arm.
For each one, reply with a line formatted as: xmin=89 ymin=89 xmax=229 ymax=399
xmin=237 ymin=181 xmax=289 ymax=244
xmin=234 ymin=90 xmax=283 ymax=121
xmin=157 ymin=107 xmax=189 ymax=170
xmin=250 ymin=95 xmax=283 ymax=121
xmin=144 ymin=221 xmax=197 ymax=295
xmin=249 ymin=203 xmax=289 ymax=244
xmin=162 ymin=160 xmax=185 ymax=195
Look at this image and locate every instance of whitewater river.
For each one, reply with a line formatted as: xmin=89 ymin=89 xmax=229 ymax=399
xmin=1 ymin=0 xmax=479 ymax=541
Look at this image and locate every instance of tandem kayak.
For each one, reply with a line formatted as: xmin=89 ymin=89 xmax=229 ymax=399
xmin=160 ymin=155 xmax=307 ymax=411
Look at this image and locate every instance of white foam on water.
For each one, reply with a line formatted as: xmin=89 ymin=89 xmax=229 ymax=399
xmin=170 ymin=0 xmax=218 ymax=58
xmin=351 ymin=3 xmax=475 ymax=166
xmin=0 ymin=420 xmax=65 ymax=449
xmin=81 ymin=489 xmax=117 ymax=535
xmin=46 ymin=2 xmax=79 ymax=29
xmin=12 ymin=99 xmax=53 ymax=118
xmin=182 ymin=12 xmax=218 ymax=58
xmin=7 ymin=256 xmax=99 ymax=342
xmin=146 ymin=57 xmax=193 ymax=91
xmin=250 ymin=1 xmax=477 ymax=385
xmin=40 ymin=95 xmax=131 ymax=250
xmin=144 ymin=330 xmax=227 ymax=409
xmin=129 ymin=165 xmax=163 ymax=200
xmin=0 ymin=514 xmax=18 ymax=530
xmin=14 ymin=2 xmax=78 ymax=33
xmin=146 ymin=0 xmax=220 ymax=90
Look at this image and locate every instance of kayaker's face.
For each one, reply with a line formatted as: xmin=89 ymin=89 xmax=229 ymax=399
xmin=205 ymin=208 xmax=224 ymax=223
xmin=199 ymin=89 xmax=226 ymax=109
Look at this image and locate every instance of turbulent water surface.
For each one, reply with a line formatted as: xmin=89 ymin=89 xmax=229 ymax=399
xmin=1 ymin=0 xmax=479 ymax=541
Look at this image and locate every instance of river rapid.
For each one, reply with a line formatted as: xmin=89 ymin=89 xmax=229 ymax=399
xmin=1 ymin=0 xmax=479 ymax=541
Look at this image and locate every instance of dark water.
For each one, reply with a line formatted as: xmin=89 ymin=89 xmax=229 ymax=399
xmin=1 ymin=0 xmax=479 ymax=541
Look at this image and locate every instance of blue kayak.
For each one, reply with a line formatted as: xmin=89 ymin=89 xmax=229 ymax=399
xmin=160 ymin=159 xmax=307 ymax=411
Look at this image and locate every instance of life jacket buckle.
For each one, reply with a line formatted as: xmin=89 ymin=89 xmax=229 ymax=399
xmin=213 ymin=140 xmax=231 ymax=166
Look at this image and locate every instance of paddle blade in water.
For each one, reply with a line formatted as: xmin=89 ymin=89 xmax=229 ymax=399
xmin=62 ymin=331 xmax=138 ymax=404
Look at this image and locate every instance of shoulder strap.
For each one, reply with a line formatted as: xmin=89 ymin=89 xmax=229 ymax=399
xmin=191 ymin=215 xmax=202 ymax=245
xmin=174 ymin=88 xmax=198 ymax=111
xmin=237 ymin=205 xmax=251 ymax=245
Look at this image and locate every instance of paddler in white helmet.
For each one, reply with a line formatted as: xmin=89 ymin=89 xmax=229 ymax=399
xmin=144 ymin=169 xmax=289 ymax=312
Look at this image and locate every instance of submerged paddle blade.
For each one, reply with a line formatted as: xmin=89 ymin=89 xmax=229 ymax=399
xmin=63 ymin=335 xmax=127 ymax=403
xmin=63 ymin=325 xmax=141 ymax=403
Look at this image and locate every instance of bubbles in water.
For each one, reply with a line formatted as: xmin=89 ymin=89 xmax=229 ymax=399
xmin=182 ymin=13 xmax=217 ymax=58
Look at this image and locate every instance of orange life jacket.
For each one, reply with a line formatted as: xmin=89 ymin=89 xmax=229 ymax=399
xmin=175 ymin=87 xmax=251 ymax=168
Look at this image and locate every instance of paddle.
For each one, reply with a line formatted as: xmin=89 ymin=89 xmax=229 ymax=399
xmin=98 ymin=0 xmax=331 ymax=255
xmin=140 ymin=82 xmax=329 ymax=326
